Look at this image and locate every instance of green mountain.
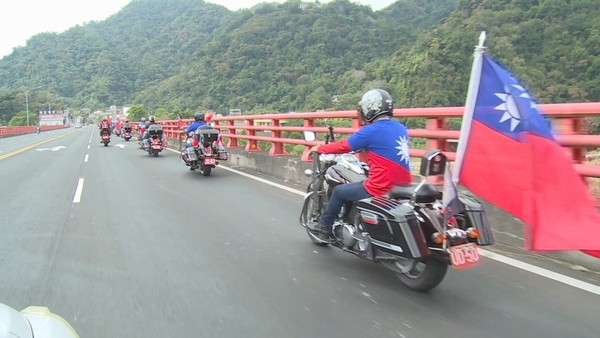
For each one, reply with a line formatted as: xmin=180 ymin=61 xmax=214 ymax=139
xmin=1 ymin=0 xmax=598 ymax=126
xmin=0 ymin=0 xmax=233 ymax=112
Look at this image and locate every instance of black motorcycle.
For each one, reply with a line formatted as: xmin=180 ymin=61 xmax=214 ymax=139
xmin=299 ymin=129 xmax=494 ymax=292
xmin=180 ymin=126 xmax=228 ymax=176
xmin=144 ymin=124 xmax=165 ymax=157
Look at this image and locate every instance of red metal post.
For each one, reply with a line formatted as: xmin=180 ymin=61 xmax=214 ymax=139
xmin=425 ymin=118 xmax=448 ymax=184
xmin=554 ymin=118 xmax=585 ymax=163
xmin=269 ymin=118 xmax=289 ymax=156
xmin=301 ymin=119 xmax=316 ymax=162
xmin=226 ymin=120 xmax=240 ymax=148
xmin=426 ymin=118 xmax=448 ymax=151
xmin=245 ymin=119 xmax=262 ymax=152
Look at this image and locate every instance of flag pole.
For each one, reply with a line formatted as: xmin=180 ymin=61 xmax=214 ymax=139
xmin=453 ymin=31 xmax=487 ymax=183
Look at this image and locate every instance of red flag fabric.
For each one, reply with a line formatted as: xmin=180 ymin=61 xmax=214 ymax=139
xmin=455 ymin=53 xmax=600 ymax=254
xmin=206 ymin=111 xmax=214 ymax=123
xmin=177 ymin=115 xmax=183 ymax=130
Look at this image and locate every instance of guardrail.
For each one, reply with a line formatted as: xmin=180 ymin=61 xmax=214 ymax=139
xmin=0 ymin=125 xmax=68 ymax=136
xmin=157 ymin=102 xmax=600 ymax=179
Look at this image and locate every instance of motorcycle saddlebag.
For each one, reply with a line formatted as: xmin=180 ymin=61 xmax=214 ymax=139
xmin=183 ymin=147 xmax=198 ymax=162
xmin=147 ymin=125 xmax=163 ymax=136
xmin=195 ymin=127 xmax=219 ymax=145
xmin=357 ymin=197 xmax=429 ymax=259
xmin=218 ymin=150 xmax=228 ymax=160
xmin=459 ymin=195 xmax=495 ymax=246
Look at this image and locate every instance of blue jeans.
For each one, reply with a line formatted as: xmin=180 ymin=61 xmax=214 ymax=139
xmin=320 ymin=182 xmax=371 ymax=226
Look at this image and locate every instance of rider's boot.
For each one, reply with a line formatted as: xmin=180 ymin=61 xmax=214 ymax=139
xmin=307 ymin=220 xmax=333 ymax=239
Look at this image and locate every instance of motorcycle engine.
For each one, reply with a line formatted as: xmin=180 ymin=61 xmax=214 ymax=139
xmin=333 ymin=223 xmax=357 ymax=248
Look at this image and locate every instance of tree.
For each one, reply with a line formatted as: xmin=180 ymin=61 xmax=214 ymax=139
xmin=127 ymin=104 xmax=149 ymax=122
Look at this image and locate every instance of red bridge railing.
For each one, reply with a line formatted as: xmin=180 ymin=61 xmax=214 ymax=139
xmin=159 ymin=102 xmax=600 ymax=180
xmin=0 ymin=125 xmax=67 ymax=136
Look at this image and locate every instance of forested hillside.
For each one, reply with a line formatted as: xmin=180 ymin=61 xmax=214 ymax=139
xmin=0 ymin=0 xmax=598 ymax=125
xmin=136 ymin=0 xmax=457 ymax=114
xmin=0 ymin=0 xmax=233 ymax=118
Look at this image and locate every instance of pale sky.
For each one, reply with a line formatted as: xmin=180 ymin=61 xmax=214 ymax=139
xmin=0 ymin=0 xmax=395 ymax=59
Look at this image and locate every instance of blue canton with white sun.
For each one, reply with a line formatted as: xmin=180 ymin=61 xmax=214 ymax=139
xmin=473 ymin=55 xmax=555 ymax=141
xmin=395 ymin=135 xmax=410 ymax=165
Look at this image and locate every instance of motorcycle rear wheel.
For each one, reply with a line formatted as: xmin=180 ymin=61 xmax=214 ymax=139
xmin=383 ymin=256 xmax=448 ymax=292
xmin=200 ymin=164 xmax=212 ymax=176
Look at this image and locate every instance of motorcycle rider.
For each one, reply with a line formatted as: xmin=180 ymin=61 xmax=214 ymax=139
xmin=138 ymin=117 xmax=148 ymax=147
xmin=142 ymin=115 xmax=164 ymax=149
xmin=99 ymin=116 xmax=111 ymax=142
xmin=122 ymin=119 xmax=132 ymax=138
xmin=123 ymin=119 xmax=132 ymax=132
xmin=307 ymin=89 xmax=413 ymax=238
xmin=185 ymin=111 xmax=215 ymax=148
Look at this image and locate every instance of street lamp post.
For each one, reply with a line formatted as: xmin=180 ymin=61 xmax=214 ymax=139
xmin=47 ymin=96 xmax=61 ymax=111
xmin=25 ymin=85 xmax=42 ymax=126
xmin=45 ymin=96 xmax=61 ymax=126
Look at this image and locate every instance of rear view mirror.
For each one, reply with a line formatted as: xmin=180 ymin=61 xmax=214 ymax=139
xmin=420 ymin=149 xmax=447 ymax=176
xmin=303 ymin=131 xmax=316 ymax=142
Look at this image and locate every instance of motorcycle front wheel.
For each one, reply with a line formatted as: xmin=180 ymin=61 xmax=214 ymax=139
xmin=299 ymin=188 xmax=328 ymax=247
xmin=383 ymin=256 xmax=448 ymax=292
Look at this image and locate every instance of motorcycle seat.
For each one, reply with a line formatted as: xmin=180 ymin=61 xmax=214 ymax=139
xmin=388 ymin=183 xmax=441 ymax=203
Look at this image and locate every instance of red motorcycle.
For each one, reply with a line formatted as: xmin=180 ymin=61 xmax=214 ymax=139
xmin=145 ymin=125 xmax=165 ymax=157
xmin=123 ymin=128 xmax=132 ymax=141
xmin=101 ymin=130 xmax=111 ymax=146
xmin=180 ymin=126 xmax=228 ymax=176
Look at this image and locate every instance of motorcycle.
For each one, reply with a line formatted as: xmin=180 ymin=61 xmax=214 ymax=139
xmin=144 ymin=124 xmax=166 ymax=157
xmin=123 ymin=128 xmax=132 ymax=141
xmin=0 ymin=303 xmax=80 ymax=337
xmin=101 ymin=129 xmax=111 ymax=146
xmin=180 ymin=126 xmax=228 ymax=176
xmin=299 ymin=129 xmax=494 ymax=292
xmin=137 ymin=125 xmax=147 ymax=149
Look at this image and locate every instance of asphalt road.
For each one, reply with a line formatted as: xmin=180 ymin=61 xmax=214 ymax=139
xmin=1 ymin=127 xmax=599 ymax=338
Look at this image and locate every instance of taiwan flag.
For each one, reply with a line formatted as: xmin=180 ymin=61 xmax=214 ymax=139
xmin=177 ymin=115 xmax=183 ymax=130
xmin=454 ymin=37 xmax=600 ymax=256
xmin=442 ymin=163 xmax=464 ymax=223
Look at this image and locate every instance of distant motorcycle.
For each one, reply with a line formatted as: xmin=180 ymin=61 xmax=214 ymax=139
xmin=299 ymin=129 xmax=494 ymax=292
xmin=101 ymin=129 xmax=111 ymax=146
xmin=144 ymin=124 xmax=166 ymax=157
xmin=180 ymin=126 xmax=228 ymax=176
xmin=123 ymin=128 xmax=132 ymax=141
xmin=137 ymin=125 xmax=147 ymax=148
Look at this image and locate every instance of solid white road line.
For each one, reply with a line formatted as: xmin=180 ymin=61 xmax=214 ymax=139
xmin=479 ymin=250 xmax=600 ymax=295
xmin=165 ymin=147 xmax=600 ymax=295
xmin=73 ymin=178 xmax=84 ymax=203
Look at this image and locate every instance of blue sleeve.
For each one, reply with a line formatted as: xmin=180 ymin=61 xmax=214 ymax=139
xmin=347 ymin=125 xmax=375 ymax=151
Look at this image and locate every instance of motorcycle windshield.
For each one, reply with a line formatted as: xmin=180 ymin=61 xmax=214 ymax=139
xmin=338 ymin=154 xmax=364 ymax=175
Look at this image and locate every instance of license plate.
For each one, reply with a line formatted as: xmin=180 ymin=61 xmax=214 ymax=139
xmin=204 ymin=158 xmax=216 ymax=166
xmin=152 ymin=145 xmax=161 ymax=149
xmin=448 ymin=243 xmax=480 ymax=270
